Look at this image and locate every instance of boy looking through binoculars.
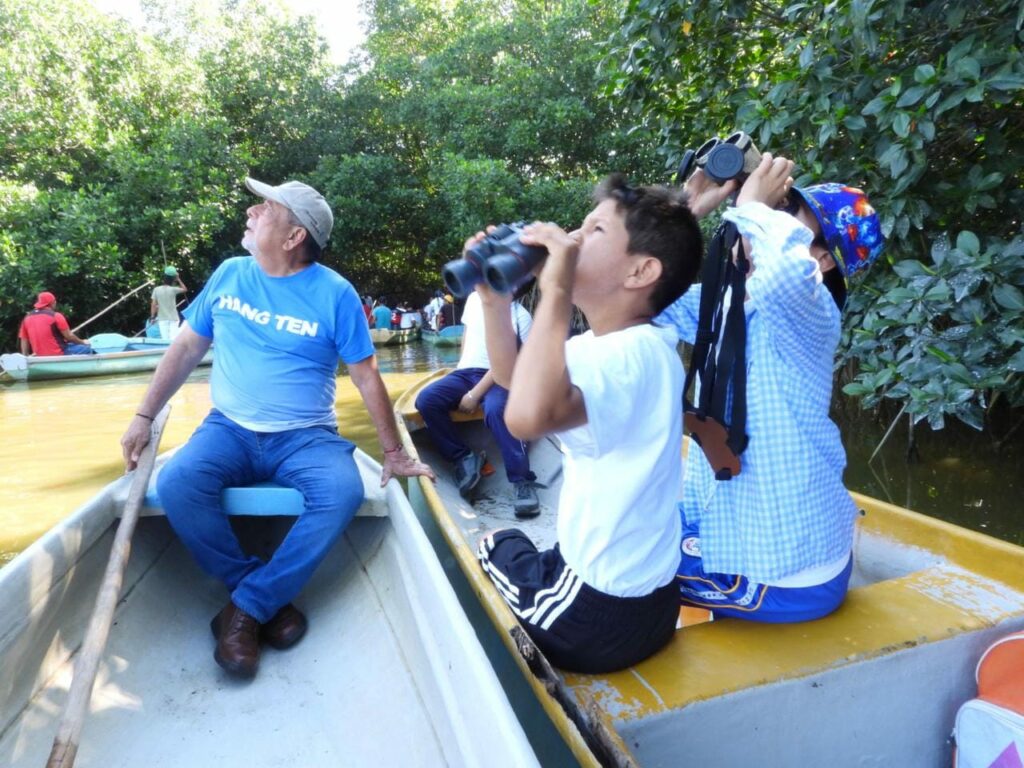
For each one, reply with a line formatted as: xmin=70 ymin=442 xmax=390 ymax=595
xmin=473 ymin=173 xmax=703 ymax=672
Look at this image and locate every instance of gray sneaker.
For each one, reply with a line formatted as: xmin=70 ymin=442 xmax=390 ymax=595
xmin=454 ymin=452 xmax=483 ymax=497
xmin=513 ymin=481 xmax=540 ymax=518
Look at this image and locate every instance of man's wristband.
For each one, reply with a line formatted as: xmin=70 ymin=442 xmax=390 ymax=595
xmin=135 ymin=412 xmax=155 ymax=422
xmin=383 ymin=445 xmax=403 ymax=455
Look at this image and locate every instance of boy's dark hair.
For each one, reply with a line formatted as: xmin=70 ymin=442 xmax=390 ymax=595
xmin=594 ymin=174 xmax=702 ymax=315
xmin=162 ymin=274 xmax=175 ymax=285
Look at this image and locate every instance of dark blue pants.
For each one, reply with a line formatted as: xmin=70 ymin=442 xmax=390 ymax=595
xmin=676 ymin=512 xmax=853 ymax=623
xmin=415 ymin=368 xmax=535 ymax=484
xmin=478 ymin=530 xmax=678 ymax=673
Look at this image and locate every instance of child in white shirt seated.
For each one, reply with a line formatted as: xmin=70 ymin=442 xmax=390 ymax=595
xmin=474 ymin=173 xmax=704 ymax=673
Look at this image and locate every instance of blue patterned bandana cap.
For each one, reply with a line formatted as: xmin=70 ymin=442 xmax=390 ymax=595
xmin=792 ymin=184 xmax=885 ymax=278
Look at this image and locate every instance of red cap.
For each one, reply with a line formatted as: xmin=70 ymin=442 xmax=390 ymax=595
xmin=34 ymin=291 xmax=56 ymax=309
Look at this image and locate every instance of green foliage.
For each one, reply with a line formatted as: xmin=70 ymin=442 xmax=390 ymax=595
xmin=0 ymin=0 xmax=329 ymax=344
xmin=842 ymin=232 xmax=1024 ymax=430
xmin=309 ymin=0 xmax=661 ymax=301
xmin=606 ymin=0 xmax=1024 ymax=430
xmin=0 ymin=0 xmax=660 ymax=347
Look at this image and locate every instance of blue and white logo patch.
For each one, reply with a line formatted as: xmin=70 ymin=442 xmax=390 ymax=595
xmin=681 ymin=536 xmax=702 ymax=558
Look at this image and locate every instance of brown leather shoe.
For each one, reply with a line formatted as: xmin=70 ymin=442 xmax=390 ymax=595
xmin=210 ymin=602 xmax=260 ymax=677
xmin=262 ymin=603 xmax=308 ymax=650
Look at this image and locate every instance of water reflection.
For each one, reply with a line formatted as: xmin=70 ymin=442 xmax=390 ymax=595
xmin=839 ymin=403 xmax=1023 ymax=546
xmin=361 ymin=340 xmax=461 ymax=375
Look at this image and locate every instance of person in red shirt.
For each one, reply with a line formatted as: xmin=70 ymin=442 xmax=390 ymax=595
xmin=18 ymin=292 xmax=93 ymax=356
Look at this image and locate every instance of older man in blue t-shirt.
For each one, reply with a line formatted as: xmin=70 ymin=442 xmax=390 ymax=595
xmin=120 ymin=177 xmax=434 ymax=679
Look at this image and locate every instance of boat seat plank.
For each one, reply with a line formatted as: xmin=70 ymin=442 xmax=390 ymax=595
xmin=132 ymin=466 xmax=388 ymax=518
xmin=565 ymin=563 xmax=1024 ymax=719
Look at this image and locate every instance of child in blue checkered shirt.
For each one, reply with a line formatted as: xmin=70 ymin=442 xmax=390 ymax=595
xmin=658 ymin=156 xmax=886 ymax=623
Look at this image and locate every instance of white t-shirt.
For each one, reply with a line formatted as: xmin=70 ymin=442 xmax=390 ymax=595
xmin=424 ymin=296 xmax=442 ymax=321
xmin=457 ymin=291 xmax=533 ymax=370
xmin=555 ymin=323 xmax=684 ymax=597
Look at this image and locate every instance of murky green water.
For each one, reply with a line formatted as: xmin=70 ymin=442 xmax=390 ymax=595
xmin=839 ymin=401 xmax=1023 ymax=546
xmin=1 ymin=339 xmax=1020 ymax=567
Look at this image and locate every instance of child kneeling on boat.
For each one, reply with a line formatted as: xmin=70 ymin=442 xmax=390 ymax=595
xmin=473 ymin=173 xmax=703 ymax=674
xmin=657 ymin=164 xmax=886 ymax=623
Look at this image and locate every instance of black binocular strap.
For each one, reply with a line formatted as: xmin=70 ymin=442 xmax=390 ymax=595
xmin=682 ymin=221 xmax=750 ymax=471
xmin=711 ymin=239 xmax=750 ymax=457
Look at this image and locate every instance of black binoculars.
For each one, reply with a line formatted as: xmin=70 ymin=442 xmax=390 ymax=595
xmin=441 ymin=222 xmax=545 ymax=299
xmin=677 ymin=131 xmax=762 ymax=185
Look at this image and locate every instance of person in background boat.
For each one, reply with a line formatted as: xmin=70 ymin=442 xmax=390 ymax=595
xmin=120 ymin=177 xmax=434 ymax=679
xmin=424 ymin=289 xmax=444 ymax=330
xmin=370 ymin=297 xmax=393 ymax=329
xmin=415 ymin=282 xmax=538 ymax=516
xmin=657 ymin=159 xmax=886 ymax=623
xmin=361 ymin=295 xmax=373 ymax=325
xmin=437 ymin=293 xmax=457 ymax=329
xmin=17 ymin=291 xmax=93 ymax=356
xmin=474 ymin=172 xmax=704 ymax=674
xmin=150 ymin=266 xmax=187 ymax=340
xmin=394 ymin=300 xmax=419 ymax=329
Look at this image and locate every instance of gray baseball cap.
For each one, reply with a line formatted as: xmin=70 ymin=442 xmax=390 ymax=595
xmin=244 ymin=177 xmax=333 ymax=249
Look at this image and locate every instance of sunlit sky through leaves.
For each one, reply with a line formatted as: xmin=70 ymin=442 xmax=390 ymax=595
xmin=89 ymin=0 xmax=368 ymax=64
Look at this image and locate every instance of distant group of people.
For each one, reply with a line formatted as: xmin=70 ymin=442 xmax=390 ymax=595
xmin=357 ymin=291 xmax=467 ymax=332
xmin=361 ymin=296 xmax=429 ymax=330
xmin=30 ymin=147 xmax=883 ymax=682
xmin=423 ymin=290 xmax=457 ymax=330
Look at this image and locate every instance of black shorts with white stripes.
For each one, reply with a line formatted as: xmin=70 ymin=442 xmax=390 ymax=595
xmin=478 ymin=528 xmax=678 ymax=674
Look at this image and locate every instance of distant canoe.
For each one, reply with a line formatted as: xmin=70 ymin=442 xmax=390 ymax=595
xmin=396 ymin=369 xmax=1024 ymax=768
xmin=421 ymin=325 xmax=464 ymax=346
xmin=370 ymin=327 xmax=420 ymax=346
xmin=0 ymin=448 xmax=536 ymax=766
xmin=0 ymin=339 xmax=211 ymax=382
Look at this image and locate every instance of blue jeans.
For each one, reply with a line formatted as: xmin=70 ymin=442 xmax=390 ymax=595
xmin=64 ymin=343 xmax=94 ymax=355
xmin=157 ymin=410 xmax=364 ymax=622
xmin=415 ymin=368 xmax=535 ymax=484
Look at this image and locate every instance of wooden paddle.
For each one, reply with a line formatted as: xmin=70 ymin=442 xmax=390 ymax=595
xmin=70 ymin=280 xmax=154 ymax=335
xmin=46 ymin=405 xmax=171 ymax=768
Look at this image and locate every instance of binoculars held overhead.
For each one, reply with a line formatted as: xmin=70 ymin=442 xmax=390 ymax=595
xmin=441 ymin=222 xmax=545 ymax=299
xmin=677 ymin=131 xmax=762 ymax=186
